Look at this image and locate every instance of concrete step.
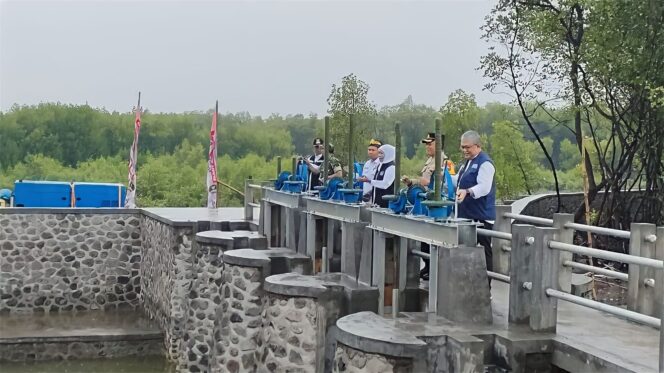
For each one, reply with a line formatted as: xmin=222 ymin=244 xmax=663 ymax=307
xmin=0 ymin=309 xmax=163 ymax=362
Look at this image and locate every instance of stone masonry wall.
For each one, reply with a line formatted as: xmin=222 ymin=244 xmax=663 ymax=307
xmin=212 ymin=264 xmax=264 ymax=373
xmin=140 ymin=215 xmax=194 ymax=361
xmin=259 ymin=293 xmax=319 ymax=372
xmin=181 ymin=242 xmax=225 ymax=372
xmin=333 ymin=343 xmax=414 ymax=373
xmin=0 ymin=213 xmax=141 ymax=313
xmin=0 ymin=338 xmax=162 ymax=362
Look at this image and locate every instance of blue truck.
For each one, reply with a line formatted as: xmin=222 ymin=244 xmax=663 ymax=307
xmin=5 ymin=180 xmax=127 ymax=208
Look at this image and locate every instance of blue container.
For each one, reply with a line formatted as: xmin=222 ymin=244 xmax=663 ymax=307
xmin=74 ymin=182 xmax=126 ymax=207
xmin=13 ymin=180 xmax=72 ymax=207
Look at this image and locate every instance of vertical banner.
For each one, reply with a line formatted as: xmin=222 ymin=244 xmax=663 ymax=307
xmin=125 ymin=92 xmax=142 ymax=208
xmin=207 ymin=101 xmax=219 ymax=208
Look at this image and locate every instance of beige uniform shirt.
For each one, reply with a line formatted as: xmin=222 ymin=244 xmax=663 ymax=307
xmin=410 ymin=156 xmax=434 ymax=188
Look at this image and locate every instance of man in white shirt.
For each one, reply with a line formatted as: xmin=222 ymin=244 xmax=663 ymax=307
xmin=361 ymin=139 xmax=382 ymax=201
xmin=452 ymin=130 xmax=496 ymax=279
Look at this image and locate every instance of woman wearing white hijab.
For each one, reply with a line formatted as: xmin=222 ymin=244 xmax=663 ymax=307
xmin=370 ymin=144 xmax=396 ymax=207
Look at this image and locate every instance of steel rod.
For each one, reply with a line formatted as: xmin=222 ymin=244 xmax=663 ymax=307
xmin=392 ymin=289 xmax=399 ymax=319
xmin=546 ymin=288 xmax=660 ymax=328
xmin=562 ymin=260 xmax=629 ymax=281
xmin=487 ymin=271 xmax=510 ymax=283
xmin=477 ymin=228 xmax=512 ymax=240
xmin=564 ymin=222 xmax=631 ymax=240
xmin=410 ymin=250 xmax=430 ymax=259
xmin=549 ymin=241 xmax=664 ymax=269
xmin=504 ymin=212 xmax=554 ymax=226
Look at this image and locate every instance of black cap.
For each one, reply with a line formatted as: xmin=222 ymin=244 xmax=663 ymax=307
xmin=313 ymin=138 xmax=324 ymax=146
xmin=421 ymin=133 xmax=436 ymax=144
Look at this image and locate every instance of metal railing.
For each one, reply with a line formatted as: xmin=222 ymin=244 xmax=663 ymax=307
xmin=244 ymin=179 xmax=265 ymax=221
xmin=485 ymin=206 xmax=663 ymax=319
xmin=505 ymin=220 xmax=663 ymax=371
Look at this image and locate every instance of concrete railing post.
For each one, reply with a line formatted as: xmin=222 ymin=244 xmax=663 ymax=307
xmin=244 ymin=178 xmax=254 ymax=222
xmin=530 ymin=226 xmax=560 ymax=332
xmin=509 ymin=224 xmax=536 ymax=325
xmin=654 ymin=227 xmax=663 ymax=321
xmin=627 ymin=223 xmax=659 ymax=316
xmin=553 ymin=213 xmax=574 ymax=293
xmin=493 ymin=204 xmax=513 ymax=275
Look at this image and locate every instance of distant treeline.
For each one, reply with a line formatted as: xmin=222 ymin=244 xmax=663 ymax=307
xmin=0 ymin=93 xmax=592 ymax=206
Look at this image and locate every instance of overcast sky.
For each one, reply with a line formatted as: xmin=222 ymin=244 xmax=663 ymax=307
xmin=1 ymin=0 xmax=500 ymax=116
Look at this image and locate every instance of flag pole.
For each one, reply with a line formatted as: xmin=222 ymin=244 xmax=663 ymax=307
xmin=207 ymin=100 xmax=219 ymax=210
xmin=125 ymin=91 xmax=142 ymax=208
xmin=215 ymin=100 xmax=220 ymax=209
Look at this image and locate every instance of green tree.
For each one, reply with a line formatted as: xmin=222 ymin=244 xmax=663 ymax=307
xmin=480 ymin=0 xmax=664 ymax=225
xmin=327 ymin=73 xmax=377 ymax=170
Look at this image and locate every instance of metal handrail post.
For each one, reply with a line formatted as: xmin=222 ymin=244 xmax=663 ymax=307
xmin=553 ymin=213 xmax=574 ymax=293
xmin=493 ymin=205 xmax=513 ymax=275
xmin=628 ymin=223 xmax=659 ymax=316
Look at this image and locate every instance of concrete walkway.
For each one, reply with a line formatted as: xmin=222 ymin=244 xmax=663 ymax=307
xmin=401 ymin=281 xmax=660 ymax=372
xmin=490 ymin=281 xmax=660 ymax=373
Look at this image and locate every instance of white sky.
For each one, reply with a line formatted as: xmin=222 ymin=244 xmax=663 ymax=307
xmin=0 ymin=0 xmax=500 ymax=116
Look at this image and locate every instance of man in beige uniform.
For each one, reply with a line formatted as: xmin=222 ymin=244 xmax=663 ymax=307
xmin=401 ymin=133 xmax=442 ymax=280
xmin=402 ymin=132 xmax=437 ymax=189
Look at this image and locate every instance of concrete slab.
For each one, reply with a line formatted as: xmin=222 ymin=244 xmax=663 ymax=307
xmin=222 ymin=248 xmax=310 ymax=273
xmin=142 ymin=207 xmax=253 ymax=226
xmin=336 ymin=311 xmax=427 ymax=358
xmin=0 ymin=309 xmax=161 ymax=343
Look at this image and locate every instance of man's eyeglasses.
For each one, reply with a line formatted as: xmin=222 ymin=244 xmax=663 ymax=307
xmin=314 ymin=145 xmax=323 ymax=148
xmin=460 ymin=144 xmax=478 ymax=150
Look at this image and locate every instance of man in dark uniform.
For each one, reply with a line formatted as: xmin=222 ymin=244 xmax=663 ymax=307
xmin=303 ymin=138 xmax=326 ymax=191
xmin=303 ymin=138 xmax=343 ymax=190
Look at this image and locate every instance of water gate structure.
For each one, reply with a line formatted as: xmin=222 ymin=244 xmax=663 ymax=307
xmin=0 ymin=188 xmax=662 ymax=372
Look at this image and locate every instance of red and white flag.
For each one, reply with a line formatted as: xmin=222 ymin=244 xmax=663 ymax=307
xmin=207 ymin=101 xmax=219 ymax=208
xmin=125 ymin=93 xmax=142 ymax=208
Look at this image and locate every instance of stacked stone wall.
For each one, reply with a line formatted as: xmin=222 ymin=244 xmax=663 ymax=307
xmin=180 ymin=242 xmax=225 ymax=372
xmin=333 ymin=343 xmax=414 ymax=373
xmin=0 ymin=213 xmax=141 ymax=313
xmin=259 ymin=293 xmax=319 ymax=372
xmin=139 ymin=215 xmax=194 ymax=360
xmin=0 ymin=339 xmax=162 ymax=362
xmin=211 ymin=264 xmax=264 ymax=373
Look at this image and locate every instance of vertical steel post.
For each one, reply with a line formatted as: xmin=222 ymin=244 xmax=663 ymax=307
xmin=324 ymin=116 xmax=330 ymax=183
xmin=394 ymin=121 xmax=401 ymax=192
xmin=276 ymin=156 xmax=282 ymax=176
xmin=433 ymin=119 xmax=442 ymax=201
xmin=348 ymin=114 xmax=354 ymax=188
